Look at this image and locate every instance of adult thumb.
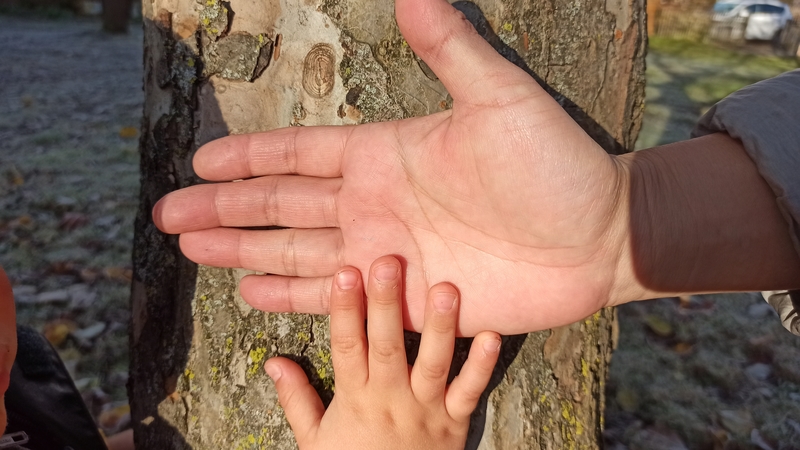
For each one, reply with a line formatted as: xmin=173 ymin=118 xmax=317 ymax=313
xmin=395 ymin=0 xmax=543 ymax=105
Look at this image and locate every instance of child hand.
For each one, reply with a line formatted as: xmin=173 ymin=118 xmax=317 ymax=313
xmin=264 ymin=256 xmax=501 ymax=450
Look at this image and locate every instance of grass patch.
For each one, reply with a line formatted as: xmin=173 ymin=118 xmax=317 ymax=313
xmin=648 ymin=36 xmax=798 ymax=73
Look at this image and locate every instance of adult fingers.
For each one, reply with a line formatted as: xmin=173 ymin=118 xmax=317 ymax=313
xmin=366 ymin=256 xmax=408 ymax=387
xmin=194 ymin=125 xmax=351 ymax=181
xmin=179 ymin=228 xmax=343 ymax=277
xmin=395 ymin=0 xmax=542 ymax=106
xmin=329 ymin=267 xmax=369 ymax=390
xmin=445 ymin=331 xmax=501 ymax=421
xmin=410 ymin=282 xmax=458 ymax=404
xmin=152 ymin=175 xmax=341 ymax=234
xmin=240 ymin=274 xmax=332 ymax=314
xmin=264 ymin=357 xmax=324 ymax=445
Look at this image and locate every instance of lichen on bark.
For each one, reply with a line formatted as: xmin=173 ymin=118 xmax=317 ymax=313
xmin=133 ymin=0 xmax=645 ymax=448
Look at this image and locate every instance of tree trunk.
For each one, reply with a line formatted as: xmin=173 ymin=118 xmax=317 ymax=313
xmin=102 ymin=0 xmax=133 ymax=33
xmin=130 ymin=0 xmax=645 ymax=448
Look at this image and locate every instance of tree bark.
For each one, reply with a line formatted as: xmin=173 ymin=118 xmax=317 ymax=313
xmin=130 ymin=0 xmax=645 ymax=448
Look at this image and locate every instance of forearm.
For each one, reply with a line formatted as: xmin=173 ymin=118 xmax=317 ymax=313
xmin=614 ymin=132 xmax=800 ymax=302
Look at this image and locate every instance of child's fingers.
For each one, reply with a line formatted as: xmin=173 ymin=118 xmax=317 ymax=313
xmin=329 ymin=267 xmax=368 ymax=391
xmin=265 ymin=357 xmax=324 ymax=444
xmin=366 ymin=256 xmax=408 ymax=386
xmin=445 ymin=331 xmax=501 ymax=421
xmin=410 ymin=282 xmax=458 ymax=404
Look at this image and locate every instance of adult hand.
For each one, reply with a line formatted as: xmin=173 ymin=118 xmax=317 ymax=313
xmin=153 ymin=0 xmax=634 ymax=335
xmin=264 ymin=256 xmax=500 ymax=450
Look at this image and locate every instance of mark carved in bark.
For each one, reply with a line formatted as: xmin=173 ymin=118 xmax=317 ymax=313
xmin=302 ymin=44 xmax=336 ymax=98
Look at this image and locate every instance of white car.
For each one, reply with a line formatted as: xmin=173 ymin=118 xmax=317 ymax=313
xmin=712 ymin=0 xmax=794 ymax=40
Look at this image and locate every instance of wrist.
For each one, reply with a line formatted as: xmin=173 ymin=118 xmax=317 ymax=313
xmin=605 ymin=153 xmax=648 ymax=307
xmin=612 ymin=133 xmax=800 ymax=303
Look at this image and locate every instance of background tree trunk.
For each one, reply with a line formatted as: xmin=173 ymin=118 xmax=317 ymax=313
xmin=102 ymin=0 xmax=133 ymax=33
xmin=131 ymin=0 xmax=645 ymax=448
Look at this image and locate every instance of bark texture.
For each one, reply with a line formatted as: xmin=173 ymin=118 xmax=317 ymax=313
xmin=131 ymin=0 xmax=645 ymax=448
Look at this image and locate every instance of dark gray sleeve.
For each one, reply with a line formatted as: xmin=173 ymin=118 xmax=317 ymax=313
xmin=691 ymin=69 xmax=800 ymax=336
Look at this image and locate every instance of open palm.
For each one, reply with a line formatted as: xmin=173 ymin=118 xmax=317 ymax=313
xmin=153 ymin=0 xmax=631 ymax=335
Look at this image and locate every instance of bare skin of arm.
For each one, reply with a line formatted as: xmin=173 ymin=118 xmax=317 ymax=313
xmin=152 ymin=0 xmax=800 ymax=336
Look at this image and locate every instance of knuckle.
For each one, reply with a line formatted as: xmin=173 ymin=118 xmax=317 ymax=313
xmin=417 ymin=361 xmax=449 ymax=383
xmin=281 ymin=229 xmax=299 ymax=276
xmin=429 ymin=317 xmax=455 ymax=335
xmin=369 ymin=339 xmax=404 ymax=364
xmin=331 ymin=334 xmax=364 ymax=356
xmin=370 ymin=289 xmax=400 ymax=307
xmin=279 ymin=384 xmax=301 ymax=410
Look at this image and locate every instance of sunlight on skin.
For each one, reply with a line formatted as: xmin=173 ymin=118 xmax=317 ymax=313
xmin=152 ymin=0 xmax=800 ymax=337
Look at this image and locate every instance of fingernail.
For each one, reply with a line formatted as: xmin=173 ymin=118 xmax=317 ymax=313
xmin=336 ymin=269 xmax=358 ymax=290
xmin=374 ymin=263 xmax=398 ymax=282
xmin=483 ymin=338 xmax=501 ymax=354
xmin=264 ymin=363 xmax=282 ymax=381
xmin=433 ymin=292 xmax=456 ymax=313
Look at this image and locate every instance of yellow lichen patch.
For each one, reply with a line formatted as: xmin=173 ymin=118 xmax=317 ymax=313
xmin=502 ymin=22 xmax=514 ymax=32
xmin=211 ymin=366 xmax=219 ymax=384
xmin=296 ymin=331 xmax=310 ymax=342
xmin=225 ymin=336 xmax=234 ymax=353
xmin=247 ymin=347 xmax=268 ymax=377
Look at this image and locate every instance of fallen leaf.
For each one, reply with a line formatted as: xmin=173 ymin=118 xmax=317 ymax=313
xmin=719 ymin=409 xmax=754 ymax=436
xmin=34 ymin=289 xmax=71 ymax=304
xmin=49 ymin=261 xmax=78 ymax=275
xmin=11 ymin=285 xmax=36 ymax=297
xmin=672 ymin=342 xmax=693 ymax=354
xmin=59 ymin=212 xmax=89 ymax=231
xmin=42 ymin=319 xmax=78 ymax=347
xmin=104 ymin=266 xmax=132 ymax=283
xmin=119 ymin=127 xmax=138 ymax=139
xmin=55 ymin=196 xmax=77 ymax=207
xmin=20 ymin=95 xmax=34 ymax=108
xmin=79 ymin=267 xmax=100 ymax=283
xmin=645 ymin=315 xmax=674 ymax=337
xmin=68 ymin=284 xmax=97 ymax=310
xmin=708 ymin=425 xmax=729 ymax=449
xmin=750 ymin=428 xmax=775 ymax=450
xmin=7 ymin=165 xmax=24 ymax=186
xmin=9 ymin=214 xmax=33 ymax=229
xmin=629 ymin=427 xmax=688 ymax=450
xmin=99 ymin=403 xmax=131 ymax=431
xmin=616 ymin=388 xmax=639 ymax=412
xmin=72 ymin=322 xmax=106 ymax=341
xmin=744 ymin=363 xmax=772 ymax=381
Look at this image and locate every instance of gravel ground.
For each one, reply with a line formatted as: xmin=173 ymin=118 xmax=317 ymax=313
xmin=1 ymin=14 xmax=799 ymax=449
xmin=0 ymin=15 xmax=142 ymax=434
